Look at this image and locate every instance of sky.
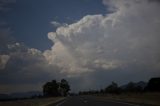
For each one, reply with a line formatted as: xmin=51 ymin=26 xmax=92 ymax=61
xmin=0 ymin=0 xmax=160 ymax=94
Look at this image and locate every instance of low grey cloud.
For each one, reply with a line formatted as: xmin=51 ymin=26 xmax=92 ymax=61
xmin=0 ymin=42 xmax=63 ymax=93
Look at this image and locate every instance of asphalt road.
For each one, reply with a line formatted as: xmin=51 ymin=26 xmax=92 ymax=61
xmin=49 ymin=96 xmax=151 ymax=106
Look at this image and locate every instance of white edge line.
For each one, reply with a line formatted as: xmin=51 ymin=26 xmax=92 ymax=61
xmin=56 ymin=100 xmax=66 ymax=106
xmin=41 ymin=98 xmax=65 ymax=106
xmin=109 ymin=100 xmax=140 ymax=106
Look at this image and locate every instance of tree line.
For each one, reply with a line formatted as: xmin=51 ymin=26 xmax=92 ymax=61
xmin=42 ymin=77 xmax=160 ymax=97
xmin=79 ymin=77 xmax=160 ymax=95
xmin=43 ymin=79 xmax=70 ymax=97
xmin=0 ymin=79 xmax=70 ymax=101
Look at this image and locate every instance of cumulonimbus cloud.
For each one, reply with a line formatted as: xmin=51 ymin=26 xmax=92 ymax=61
xmin=1 ymin=0 xmax=160 ymax=93
xmin=44 ymin=0 xmax=160 ymax=77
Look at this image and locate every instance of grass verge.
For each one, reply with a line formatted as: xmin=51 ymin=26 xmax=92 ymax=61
xmin=94 ymin=92 xmax=160 ymax=106
xmin=0 ymin=97 xmax=65 ymax=106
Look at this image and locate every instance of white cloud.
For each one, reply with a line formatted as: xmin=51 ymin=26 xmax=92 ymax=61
xmin=7 ymin=42 xmax=20 ymax=49
xmin=27 ymin=48 xmax=42 ymax=55
xmin=51 ymin=21 xmax=68 ymax=27
xmin=44 ymin=0 xmax=160 ymax=78
xmin=51 ymin=21 xmax=61 ymax=27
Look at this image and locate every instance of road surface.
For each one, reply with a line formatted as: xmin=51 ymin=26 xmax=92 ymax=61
xmin=49 ymin=96 xmax=151 ymax=106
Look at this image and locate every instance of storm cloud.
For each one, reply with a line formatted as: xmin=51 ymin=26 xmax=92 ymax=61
xmin=44 ymin=0 xmax=160 ymax=91
xmin=0 ymin=0 xmax=160 ymax=93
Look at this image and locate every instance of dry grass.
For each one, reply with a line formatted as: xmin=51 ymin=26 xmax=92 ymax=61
xmin=0 ymin=97 xmax=64 ymax=106
xmin=95 ymin=92 xmax=160 ymax=106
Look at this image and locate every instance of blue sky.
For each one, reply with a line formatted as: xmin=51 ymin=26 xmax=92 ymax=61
xmin=6 ymin=0 xmax=106 ymax=50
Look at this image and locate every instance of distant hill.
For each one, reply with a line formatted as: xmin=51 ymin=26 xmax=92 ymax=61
xmin=0 ymin=91 xmax=43 ymax=100
xmin=136 ymin=81 xmax=147 ymax=89
xmin=120 ymin=81 xmax=147 ymax=90
xmin=10 ymin=91 xmax=43 ymax=98
xmin=0 ymin=94 xmax=10 ymax=100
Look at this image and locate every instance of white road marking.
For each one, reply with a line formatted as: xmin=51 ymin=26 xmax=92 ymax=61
xmin=40 ymin=98 xmax=65 ymax=106
xmin=56 ymin=97 xmax=139 ymax=106
xmin=56 ymin=100 xmax=66 ymax=106
xmin=109 ymin=100 xmax=140 ymax=106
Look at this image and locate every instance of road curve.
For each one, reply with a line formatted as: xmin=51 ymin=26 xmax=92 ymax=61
xmin=48 ymin=96 xmax=151 ymax=106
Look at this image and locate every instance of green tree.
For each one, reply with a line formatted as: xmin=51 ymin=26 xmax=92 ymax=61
xmin=146 ymin=77 xmax=160 ymax=91
xmin=59 ymin=79 xmax=70 ymax=96
xmin=125 ymin=82 xmax=136 ymax=92
xmin=43 ymin=80 xmax=59 ymax=97
xmin=43 ymin=79 xmax=70 ymax=97
xmin=105 ymin=82 xmax=120 ymax=94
